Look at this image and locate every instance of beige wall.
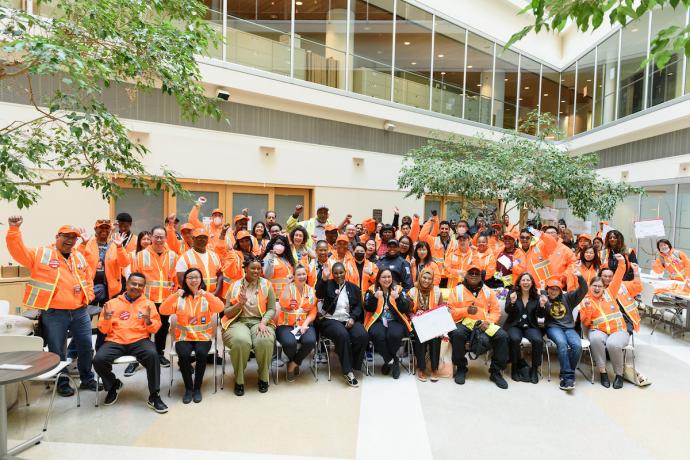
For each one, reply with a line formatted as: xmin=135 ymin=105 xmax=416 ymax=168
xmin=313 ymin=187 xmax=424 ymax=225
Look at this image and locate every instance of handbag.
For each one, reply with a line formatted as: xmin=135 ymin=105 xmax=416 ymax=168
xmin=468 ymin=321 xmax=491 ymax=360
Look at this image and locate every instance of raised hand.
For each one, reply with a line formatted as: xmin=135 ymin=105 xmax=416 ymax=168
xmin=509 ymin=292 xmax=518 ymax=303
xmin=112 ymin=232 xmax=127 ymax=247
xmin=393 ymin=207 xmax=400 ymax=215
xmin=78 ymin=227 xmax=91 ymax=243
xmin=8 ymin=216 xmax=23 ymax=227
xmin=220 ymin=223 xmax=231 ymax=239
xmin=614 ymin=253 xmax=625 ymax=262
xmin=166 ymin=213 xmax=177 ymax=225
xmin=375 ymin=288 xmax=383 ymax=300
xmin=321 ymin=265 xmax=331 ymax=280
xmin=539 ymin=295 xmax=548 ymax=308
xmin=294 ymin=205 xmax=304 ymax=215
xmin=177 ymin=289 xmax=185 ymax=297
xmin=391 ymin=288 xmax=399 ymax=300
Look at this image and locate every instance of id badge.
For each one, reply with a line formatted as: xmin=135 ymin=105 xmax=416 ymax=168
xmin=382 ymin=316 xmax=388 ymax=328
xmin=138 ymin=311 xmax=143 ymax=320
xmin=201 ymin=316 xmax=207 ymax=324
xmin=73 ymin=285 xmax=81 ymax=295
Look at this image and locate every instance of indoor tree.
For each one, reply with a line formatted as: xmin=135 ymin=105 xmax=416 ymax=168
xmin=0 ymin=0 xmax=223 ymax=208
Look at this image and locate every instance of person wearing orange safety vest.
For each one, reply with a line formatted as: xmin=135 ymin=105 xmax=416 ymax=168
xmin=475 ymin=234 xmax=498 ymax=285
xmin=286 ymin=203 xmax=333 ymax=250
xmin=652 ymin=239 xmax=690 ymax=282
xmin=543 ymin=225 xmax=577 ymax=282
xmin=447 ymin=264 xmax=509 ymax=388
xmin=188 ymin=199 xmax=225 ymax=243
xmin=502 ymin=214 xmax=519 ymax=235
xmin=410 ymin=241 xmax=441 ymax=286
xmin=581 ymin=255 xmax=636 ymax=389
xmin=351 ymin=242 xmax=379 ymax=297
xmin=221 ymin=257 xmax=276 ymax=396
xmin=396 ymin=214 xmax=421 ymax=242
xmin=420 ymin=213 xmax=458 ymax=287
xmin=224 ymin=214 xmax=262 ymax=257
xmin=263 ymin=234 xmax=296 ymax=300
xmin=327 ymin=235 xmax=356 ymax=274
xmin=93 ymin=272 xmax=167 ymax=412
xmin=289 ymin=225 xmax=312 ymax=267
xmin=364 ymin=268 xmax=411 ymax=380
xmin=175 ymin=228 xmax=223 ymax=298
xmin=408 ymin=268 xmax=443 ymax=382
xmin=444 ymin=233 xmax=476 ymax=288
xmin=121 ymin=225 xmax=178 ymax=372
xmin=6 ymin=216 xmax=98 ymax=396
xmin=166 ymin=212 xmax=194 ymax=255
xmin=160 ymin=267 xmax=224 ymax=403
xmin=80 ymin=219 xmax=130 ymax=303
xmin=512 ymin=228 xmax=558 ymax=288
xmin=215 ymin=229 xmax=254 ymax=299
xmin=275 ymin=265 xmax=318 ymax=381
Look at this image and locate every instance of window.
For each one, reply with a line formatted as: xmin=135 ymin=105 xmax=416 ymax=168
xmin=638 ymin=185 xmax=675 ymax=269
xmin=559 ymin=63 xmax=576 ymax=138
xmin=431 ymin=18 xmax=466 ymax=118
xmin=492 ymin=47 xmax=520 ymax=130
xmin=464 ymin=32 xmax=494 ymax=125
xmin=594 ymin=31 xmax=619 ymax=127
xmin=175 ymin=191 xmax=220 ymax=225
xmin=676 ymin=184 xmax=690 ymax=260
xmin=518 ymin=56 xmax=541 ymax=133
xmin=540 ymin=67 xmax=560 ymax=135
xmin=114 ymin=189 xmax=165 ymax=234
xmin=618 ymin=14 xmax=650 ymax=118
xmin=647 ymin=7 xmax=686 ymax=107
xmin=393 ymin=0 xmax=433 ymax=109
xmin=575 ymin=48 xmax=595 ymax=134
xmin=424 ymin=198 xmax=441 ymax=219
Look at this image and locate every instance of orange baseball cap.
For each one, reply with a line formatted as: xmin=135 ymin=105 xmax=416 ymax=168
xmin=233 ymin=214 xmax=248 ymax=224
xmin=577 ymin=233 xmax=593 ymax=242
xmin=503 ymin=231 xmax=518 ymax=240
xmin=235 ymin=230 xmax=251 ymax=240
xmin=491 ymin=223 xmax=502 ymax=231
xmin=94 ymin=219 xmax=112 ymax=229
xmin=361 ymin=218 xmax=376 ymax=233
xmin=545 ymin=276 xmax=563 ymax=289
xmin=211 ymin=208 xmax=223 ymax=216
xmin=465 ymin=263 xmax=481 ymax=273
xmin=325 ymin=224 xmax=339 ymax=232
xmin=180 ymin=223 xmax=194 ymax=232
xmin=192 ymin=228 xmax=209 ymax=238
xmin=335 ymin=235 xmax=349 ymax=244
xmin=57 ymin=225 xmax=81 ymax=236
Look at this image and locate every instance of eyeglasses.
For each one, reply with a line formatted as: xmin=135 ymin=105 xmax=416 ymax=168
xmin=151 ymin=235 xmax=166 ymax=240
xmin=58 ymin=233 xmax=78 ymax=240
xmin=186 ymin=275 xmax=202 ymax=280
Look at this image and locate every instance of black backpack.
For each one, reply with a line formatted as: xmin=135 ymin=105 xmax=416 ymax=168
xmin=468 ymin=321 xmax=491 ymax=359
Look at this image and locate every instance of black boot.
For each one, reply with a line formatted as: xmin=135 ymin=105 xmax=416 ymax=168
xmin=600 ymin=372 xmax=610 ymax=388
xmin=613 ymin=375 xmax=624 ymax=389
xmin=529 ymin=367 xmax=539 ymax=384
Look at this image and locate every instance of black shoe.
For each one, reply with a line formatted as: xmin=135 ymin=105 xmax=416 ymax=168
xmin=511 ymin=370 xmax=521 ymax=382
xmin=529 ymin=367 xmax=539 ymax=384
xmin=559 ymin=379 xmax=568 ymax=391
xmin=613 ymin=375 xmax=624 ymax=389
xmin=343 ymin=372 xmax=359 ymax=387
xmin=381 ymin=361 xmax=391 ymax=376
xmin=104 ymin=379 xmax=123 ymax=406
xmin=159 ymin=355 xmax=171 ymax=368
xmin=57 ymin=376 xmax=75 ymax=397
xmin=124 ymin=362 xmax=139 ymax=377
xmin=600 ymin=372 xmax=610 ymax=388
xmin=79 ymin=379 xmax=103 ymax=391
xmin=391 ymin=358 xmax=401 ymax=379
xmin=258 ymin=380 xmax=269 ymax=393
xmin=490 ymin=371 xmax=508 ymax=389
xmin=147 ymin=394 xmax=168 ymax=414
xmin=234 ymin=383 xmax=245 ymax=396
xmin=518 ymin=366 xmax=531 ymax=383
xmin=454 ymin=370 xmax=466 ymax=385
xmin=193 ymin=389 xmax=202 ymax=403
xmin=206 ymin=354 xmax=223 ymax=365
xmin=183 ymin=389 xmax=193 ymax=404
xmin=565 ymin=379 xmax=575 ymax=390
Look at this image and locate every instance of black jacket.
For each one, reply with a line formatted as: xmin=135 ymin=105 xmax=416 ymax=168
xmin=376 ymin=255 xmax=412 ymax=290
xmin=315 ymin=278 xmax=363 ymax=322
xmin=504 ymin=295 xmax=543 ymax=330
xmin=363 ymin=287 xmax=411 ymax=324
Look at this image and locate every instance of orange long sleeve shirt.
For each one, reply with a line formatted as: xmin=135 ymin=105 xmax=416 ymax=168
xmin=447 ymin=283 xmax=501 ymax=324
xmin=98 ymin=294 xmax=161 ymax=344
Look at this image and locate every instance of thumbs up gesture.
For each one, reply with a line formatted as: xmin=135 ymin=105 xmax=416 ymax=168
xmin=509 ymin=291 xmax=518 ymax=303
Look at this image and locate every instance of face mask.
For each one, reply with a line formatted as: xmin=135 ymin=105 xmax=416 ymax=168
xmin=213 ymin=217 xmax=222 ymax=226
xmin=457 ymin=227 xmax=466 ymax=235
xmin=354 ymin=253 xmax=365 ymax=262
xmin=661 ymin=247 xmax=670 ymax=254
xmin=273 ymin=244 xmax=285 ymax=255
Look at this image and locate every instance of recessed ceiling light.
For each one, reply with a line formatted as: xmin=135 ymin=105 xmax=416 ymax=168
xmin=467 ymin=65 xmax=473 ymax=69
xmin=440 ymin=71 xmax=446 ymax=75
xmin=437 ymin=54 xmax=445 ymax=58
xmin=586 ymin=79 xmax=592 ymax=82
xmin=561 ymin=100 xmax=566 ymax=103
xmin=543 ymin=93 xmax=549 ymax=96
xmin=404 ymin=41 xmax=411 ymax=45
xmin=524 ymin=86 xmax=530 ymax=90
xmin=411 ymin=62 xmax=417 ymax=65
xmin=631 ymin=28 xmax=638 ymax=32
xmin=296 ymin=1 xmax=303 ymax=4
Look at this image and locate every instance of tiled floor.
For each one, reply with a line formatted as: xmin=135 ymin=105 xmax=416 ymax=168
xmin=7 ymin=324 xmax=690 ymax=460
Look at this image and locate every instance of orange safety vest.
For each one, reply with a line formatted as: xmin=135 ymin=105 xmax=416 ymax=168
xmin=408 ymin=286 xmax=442 ymax=315
xmin=220 ymin=250 xmax=247 ymax=299
xmin=265 ymin=257 xmax=294 ymax=299
xmin=162 ymin=293 xmax=224 ymax=341
xmin=276 ymin=283 xmax=317 ymax=327
xmin=583 ymin=292 xmax=628 ymax=335
xmin=411 ymin=261 xmax=441 ymax=286
xmin=430 ymin=236 xmax=458 ymax=278
xmin=349 ymin=259 xmax=378 ymax=296
xmin=307 ymin=259 xmax=328 ymax=288
xmin=22 ymin=247 xmax=92 ymax=310
xmin=615 ymin=281 xmax=642 ymax=332
xmin=447 ymin=284 xmax=499 ymax=324
xmin=363 ymin=285 xmax=412 ymax=332
xmin=444 ymin=249 xmax=476 ymax=288
xmin=82 ymin=239 xmax=129 ymax=299
xmin=180 ymin=249 xmax=221 ymax=293
xmin=221 ymin=278 xmax=272 ymax=329
xmin=652 ymin=250 xmax=689 ymax=281
xmin=133 ymin=247 xmax=177 ymax=304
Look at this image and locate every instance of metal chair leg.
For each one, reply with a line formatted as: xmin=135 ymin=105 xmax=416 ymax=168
xmin=325 ymin=339 xmax=332 ymax=382
xmin=66 ymin=374 xmax=80 ymax=408
xmin=43 ymin=378 xmax=59 ymax=432
xmin=588 ymin=349 xmax=595 ymax=384
xmin=21 ymin=381 xmax=30 ymax=407
xmin=168 ymin=354 xmax=174 ymax=397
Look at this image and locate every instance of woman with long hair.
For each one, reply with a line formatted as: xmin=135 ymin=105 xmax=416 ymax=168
xmin=365 ymin=238 xmax=378 ymax=263
xmin=160 ymin=268 xmax=224 ymax=403
xmin=263 ymin=234 xmax=296 ymax=299
xmin=398 ymin=236 xmax=413 ymax=262
xmin=289 ymin=225 xmax=312 ymax=268
xmin=408 ymin=268 xmax=442 ymax=382
xmin=603 ymin=230 xmax=637 ymax=281
xmin=574 ymin=245 xmax=601 ymax=286
xmin=251 ymin=221 xmax=269 ymax=256
xmin=504 ymin=272 xmax=547 ymax=384
xmin=410 ymin=241 xmax=441 ymax=286
xmin=135 ymin=231 xmax=152 ymax=253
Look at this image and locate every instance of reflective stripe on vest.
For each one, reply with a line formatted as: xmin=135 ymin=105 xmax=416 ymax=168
xmin=364 ymin=286 xmax=411 ymax=332
xmin=277 ymin=284 xmax=315 ymax=327
xmin=177 ymin=295 xmax=211 ymax=341
xmin=221 ymin=279 xmax=271 ymax=329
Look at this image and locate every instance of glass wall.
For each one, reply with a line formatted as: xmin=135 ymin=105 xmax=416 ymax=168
xmin=351 ymin=0 xmax=395 ymax=101
xmin=618 ymin=14 xmax=650 ymax=118
xmin=464 ymin=32 xmax=494 ymax=125
xmin=393 ymin=0 xmax=433 ymax=109
xmin=431 ymin=19 xmax=466 ymax=118
xmin=676 ymin=184 xmax=690 ymax=261
xmin=559 ymin=63 xmax=576 ymax=138
xmin=647 ymin=7 xmax=686 ymax=108
xmin=540 ymin=67 xmax=560 ymax=135
xmin=294 ymin=0 xmax=348 ymax=90
xmin=518 ymin=56 xmax=541 ymax=133
xmin=638 ymin=184 xmax=675 ymax=269
xmin=594 ymin=31 xmax=619 ymax=128
xmin=575 ymin=48 xmax=595 ymax=134
xmin=492 ymin=47 xmax=520 ymax=129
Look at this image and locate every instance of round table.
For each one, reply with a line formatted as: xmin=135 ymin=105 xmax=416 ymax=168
xmin=0 ymin=351 xmax=59 ymax=459
xmin=0 ymin=315 xmax=34 ymax=337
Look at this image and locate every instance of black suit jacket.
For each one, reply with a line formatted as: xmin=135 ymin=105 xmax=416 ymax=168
xmin=504 ymin=295 xmax=544 ymax=330
xmin=315 ymin=278 xmax=363 ymax=322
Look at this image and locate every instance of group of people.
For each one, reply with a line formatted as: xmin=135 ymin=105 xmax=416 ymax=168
xmin=6 ymin=202 xmax=689 ymax=414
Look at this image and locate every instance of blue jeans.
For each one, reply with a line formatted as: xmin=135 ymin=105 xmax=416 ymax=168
xmin=546 ymin=327 xmax=582 ymax=381
xmin=42 ymin=307 xmax=95 ymax=384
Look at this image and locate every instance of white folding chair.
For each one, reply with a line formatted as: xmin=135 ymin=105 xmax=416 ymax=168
xmin=0 ymin=299 xmax=10 ymax=315
xmin=0 ymin=335 xmax=78 ymax=433
xmin=167 ymin=314 xmax=218 ymax=396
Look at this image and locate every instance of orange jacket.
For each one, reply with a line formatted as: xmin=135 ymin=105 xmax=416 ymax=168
xmin=420 ymin=216 xmax=458 ymax=278
xmin=411 ymin=261 xmax=441 ymax=286
xmin=98 ymin=294 xmax=161 ymax=344
xmin=81 ymin=238 xmax=130 ymax=299
xmin=166 ymin=223 xmax=191 ymax=256
xmin=614 ymin=278 xmax=642 ymax=332
xmin=652 ymin=250 xmax=690 ymax=281
xmin=348 ymin=259 xmax=378 ymax=296
xmin=126 ymin=246 xmax=178 ymax=304
xmin=159 ymin=291 xmax=224 ymax=341
xmin=447 ymin=283 xmax=500 ymax=324
xmin=581 ymin=263 xmax=628 ymax=335
xmin=221 ymin=278 xmax=273 ymax=329
xmin=565 ymin=262 xmax=599 ymax=291
xmin=443 ymin=248 xmax=477 ymax=288
xmin=189 ymin=204 xmax=223 ymax=243
xmin=219 ymin=249 xmax=246 ymax=299
xmin=277 ymin=283 xmax=317 ymax=327
xmin=396 ymin=215 xmax=421 ymax=242
xmin=177 ymin=248 xmax=222 ymax=294
xmin=307 ymin=258 xmax=329 ymax=288
xmin=474 ymin=250 xmax=496 ymax=282
xmin=264 ymin=256 xmax=294 ymax=299
xmin=548 ymin=243 xmax=577 ymax=278
xmin=7 ymin=227 xmax=94 ymax=310
xmin=512 ymin=233 xmax=558 ymax=286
